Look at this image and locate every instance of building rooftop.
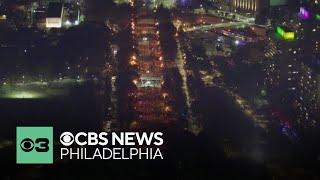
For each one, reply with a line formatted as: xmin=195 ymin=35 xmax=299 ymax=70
xmin=47 ymin=2 xmax=63 ymax=18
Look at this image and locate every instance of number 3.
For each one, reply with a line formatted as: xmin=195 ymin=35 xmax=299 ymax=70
xmin=35 ymin=138 xmax=49 ymax=152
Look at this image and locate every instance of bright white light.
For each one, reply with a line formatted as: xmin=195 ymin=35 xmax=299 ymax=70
xmin=235 ymin=40 xmax=240 ymax=45
xmin=65 ymin=20 xmax=71 ymax=26
xmin=74 ymin=20 xmax=79 ymax=25
xmin=46 ymin=17 xmax=62 ymax=28
xmin=7 ymin=91 xmax=41 ymax=99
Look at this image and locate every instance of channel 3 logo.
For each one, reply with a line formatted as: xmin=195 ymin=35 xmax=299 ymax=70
xmin=16 ymin=127 xmax=53 ymax=164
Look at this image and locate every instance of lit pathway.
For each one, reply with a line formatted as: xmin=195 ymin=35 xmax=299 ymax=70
xmin=176 ymin=37 xmax=202 ymax=134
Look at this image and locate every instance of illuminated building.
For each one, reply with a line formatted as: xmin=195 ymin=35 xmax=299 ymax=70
xmin=204 ymin=0 xmax=268 ymax=13
xmin=34 ymin=7 xmax=46 ymax=29
xmin=275 ymin=26 xmax=295 ymax=41
xmin=46 ymin=2 xmax=63 ymax=28
xmin=232 ymin=0 xmax=268 ymax=12
xmin=266 ymin=14 xmax=320 ymax=129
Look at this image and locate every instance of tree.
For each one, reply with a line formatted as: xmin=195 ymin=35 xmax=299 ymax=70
xmin=150 ymin=0 xmax=176 ymax=9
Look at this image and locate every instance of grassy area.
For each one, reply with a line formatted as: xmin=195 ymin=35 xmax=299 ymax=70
xmin=0 ymin=84 xmax=70 ymax=99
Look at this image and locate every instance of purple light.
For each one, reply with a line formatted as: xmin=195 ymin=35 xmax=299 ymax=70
xmin=299 ymin=7 xmax=310 ymax=20
xmin=179 ymin=0 xmax=189 ymax=6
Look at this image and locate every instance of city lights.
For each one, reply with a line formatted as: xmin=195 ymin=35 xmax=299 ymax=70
xmin=0 ymin=14 xmax=6 ymax=20
xmin=65 ymin=20 xmax=72 ymax=26
xmin=8 ymin=91 xmax=41 ymax=99
xmin=299 ymin=7 xmax=311 ymax=20
xmin=0 ymin=0 xmax=319 ymax=178
xmin=276 ymin=26 xmax=295 ymax=41
xmin=130 ymin=59 xmax=137 ymax=65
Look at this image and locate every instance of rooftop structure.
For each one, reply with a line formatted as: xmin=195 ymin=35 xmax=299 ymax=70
xmin=46 ymin=2 xmax=63 ymax=28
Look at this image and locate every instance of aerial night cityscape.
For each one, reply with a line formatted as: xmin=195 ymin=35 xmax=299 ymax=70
xmin=0 ymin=0 xmax=319 ymax=179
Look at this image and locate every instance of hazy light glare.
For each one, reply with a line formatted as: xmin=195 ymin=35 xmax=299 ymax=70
xmin=65 ymin=20 xmax=71 ymax=26
xmin=7 ymin=91 xmax=44 ymax=99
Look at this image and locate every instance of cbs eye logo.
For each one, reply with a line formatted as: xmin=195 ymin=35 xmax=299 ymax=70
xmin=20 ymin=138 xmax=50 ymax=152
xmin=60 ymin=132 xmax=74 ymax=146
